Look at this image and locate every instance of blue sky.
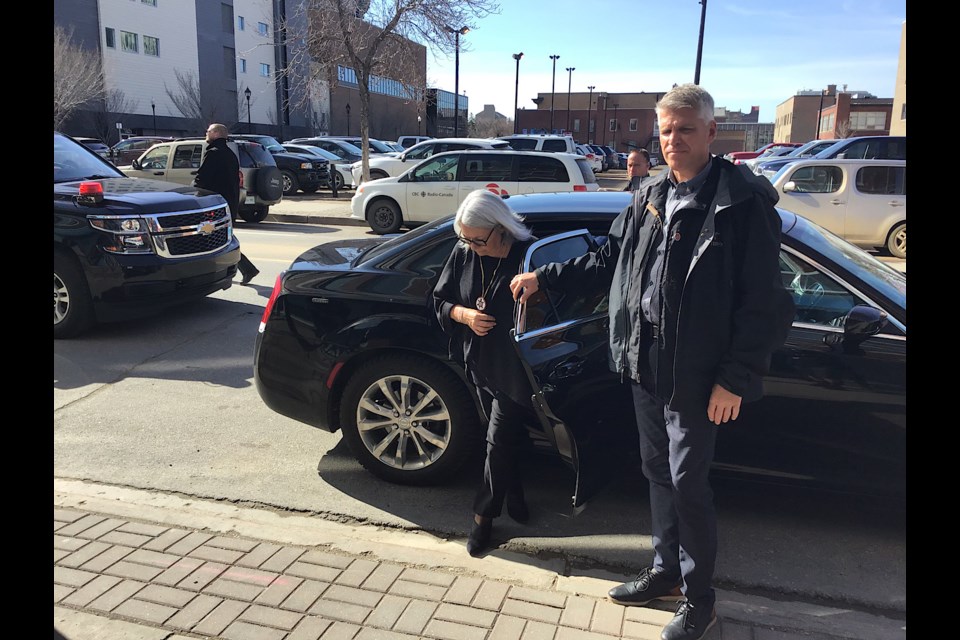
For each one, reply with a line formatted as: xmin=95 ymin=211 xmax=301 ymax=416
xmin=424 ymin=1 xmax=906 ymax=123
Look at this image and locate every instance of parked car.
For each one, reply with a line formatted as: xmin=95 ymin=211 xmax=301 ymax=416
xmin=586 ymin=144 xmax=610 ymax=172
xmin=385 ymin=141 xmax=406 ymax=152
xmin=119 ymin=137 xmax=283 ymax=223
xmin=54 ymin=132 xmax=240 ymax=338
xmin=73 ymin=137 xmax=111 ymax=159
xmin=398 ymin=135 xmax=433 ymax=148
xmin=231 ymin=134 xmax=329 ymax=196
xmin=351 ymin=137 xmax=510 ymax=186
xmin=810 ymin=135 xmax=906 ymax=161
xmin=108 ymin=136 xmax=174 ymax=166
xmin=617 ymin=152 xmax=629 ymax=170
xmin=350 ymin=149 xmax=599 ymax=234
xmin=725 ymin=142 xmax=803 ymax=165
xmin=314 ymin=136 xmax=395 ymax=156
xmin=496 ymin=134 xmax=577 ymax=154
xmin=282 ymin=143 xmax=354 ymax=191
xmin=286 ymin=137 xmax=365 ymax=166
xmin=741 ymin=145 xmax=801 ymax=173
xmin=753 ymin=140 xmax=839 ymax=179
xmin=599 ymin=145 xmax=619 ymax=170
xmin=253 ymin=190 xmax=905 ymax=507
xmin=575 ymin=144 xmax=602 ymax=173
xmin=769 ymin=158 xmax=906 ymax=258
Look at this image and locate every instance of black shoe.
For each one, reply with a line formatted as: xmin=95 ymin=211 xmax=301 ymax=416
xmin=240 ymin=268 xmax=260 ymax=285
xmin=506 ymin=492 xmax=529 ymax=524
xmin=608 ymin=567 xmax=683 ymax=606
xmin=660 ymin=598 xmax=717 ymax=640
xmin=466 ymin=518 xmax=493 ymax=557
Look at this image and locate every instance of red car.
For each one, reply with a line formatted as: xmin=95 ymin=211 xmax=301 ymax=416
xmin=725 ymin=142 xmax=802 ymax=165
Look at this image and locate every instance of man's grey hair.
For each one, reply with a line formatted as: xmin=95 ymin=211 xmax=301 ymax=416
xmin=207 ymin=123 xmax=229 ymax=138
xmin=656 ymin=83 xmax=715 ymax=123
xmin=454 ymin=189 xmax=533 ymax=241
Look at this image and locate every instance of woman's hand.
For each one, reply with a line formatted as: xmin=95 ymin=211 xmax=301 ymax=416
xmin=456 ymin=306 xmax=496 ymax=336
xmin=510 ymin=272 xmax=540 ymax=303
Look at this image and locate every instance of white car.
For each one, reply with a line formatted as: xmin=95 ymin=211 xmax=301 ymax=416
xmin=497 ymin=134 xmax=577 ymax=154
xmin=575 ymin=144 xmax=602 ymax=173
xmin=350 ymin=149 xmax=600 ymax=234
xmin=769 ymin=158 xmax=906 ymax=258
xmin=351 ymin=137 xmax=510 ymax=186
xmin=283 ymin=143 xmax=355 ymax=190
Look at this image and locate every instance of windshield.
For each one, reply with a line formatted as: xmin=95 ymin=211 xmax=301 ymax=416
xmin=355 ymin=217 xmax=453 ymax=266
xmin=54 ymin=133 xmax=125 ymax=183
xmin=368 ymin=139 xmax=394 ymax=153
xmin=257 ymin=136 xmax=285 ymax=153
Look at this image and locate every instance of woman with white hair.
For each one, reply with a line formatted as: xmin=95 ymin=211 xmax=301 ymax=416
xmin=432 ymin=188 xmax=537 ymax=557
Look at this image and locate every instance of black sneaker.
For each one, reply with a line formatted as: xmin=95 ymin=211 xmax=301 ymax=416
xmin=608 ymin=567 xmax=683 ymax=606
xmin=660 ymin=598 xmax=717 ymax=640
xmin=466 ymin=518 xmax=493 ymax=557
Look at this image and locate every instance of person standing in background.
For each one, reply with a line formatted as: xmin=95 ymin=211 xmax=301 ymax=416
xmin=623 ymin=148 xmax=652 ymax=191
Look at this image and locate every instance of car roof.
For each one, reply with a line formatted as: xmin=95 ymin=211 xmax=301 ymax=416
xmin=503 ymin=190 xmax=632 ymax=214
xmin=775 ymin=158 xmax=905 ymax=167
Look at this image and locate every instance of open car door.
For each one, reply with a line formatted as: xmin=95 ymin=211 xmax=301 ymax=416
xmin=511 ymin=230 xmax=638 ymax=512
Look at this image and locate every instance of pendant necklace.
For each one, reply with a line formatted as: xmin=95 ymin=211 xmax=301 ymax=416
xmin=476 ymin=255 xmax=503 ymax=312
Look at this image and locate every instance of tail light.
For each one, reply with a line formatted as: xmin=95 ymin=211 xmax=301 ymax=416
xmin=573 ymin=185 xmax=587 ymax=192
xmin=258 ymin=271 xmax=285 ymax=332
xmin=238 ymin=170 xmax=244 ymax=189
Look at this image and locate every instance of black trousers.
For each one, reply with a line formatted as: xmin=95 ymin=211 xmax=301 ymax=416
xmin=472 ymin=386 xmax=533 ymax=519
xmin=238 ymin=252 xmax=257 ymax=277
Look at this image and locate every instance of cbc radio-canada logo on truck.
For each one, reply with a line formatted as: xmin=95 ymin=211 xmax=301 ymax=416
xmin=485 ymin=183 xmax=509 ymax=196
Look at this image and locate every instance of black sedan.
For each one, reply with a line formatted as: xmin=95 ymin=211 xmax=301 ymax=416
xmin=254 ymin=191 xmax=906 ymax=508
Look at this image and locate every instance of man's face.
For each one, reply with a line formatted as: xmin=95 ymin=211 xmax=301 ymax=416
xmin=627 ymin=153 xmax=650 ymax=178
xmin=205 ymin=127 xmax=219 ymax=143
xmin=657 ymin=107 xmax=716 ymax=180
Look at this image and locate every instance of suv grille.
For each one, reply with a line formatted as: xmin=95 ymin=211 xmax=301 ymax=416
xmin=147 ymin=204 xmax=233 ymax=257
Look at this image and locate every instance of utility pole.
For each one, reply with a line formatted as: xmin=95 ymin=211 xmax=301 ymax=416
xmin=549 ymin=54 xmax=560 ymax=133
xmin=694 ymin=0 xmax=707 ymax=84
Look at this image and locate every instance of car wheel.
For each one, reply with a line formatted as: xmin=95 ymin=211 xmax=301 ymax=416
xmin=885 ymin=222 xmax=906 ymax=259
xmin=54 ymin=251 xmax=94 ymax=339
xmin=240 ymin=206 xmax=269 ymax=223
xmin=339 ymin=354 xmax=481 ymax=485
xmin=281 ymin=170 xmax=299 ymax=197
xmin=333 ymin=171 xmax=345 ymax=191
xmin=367 ymin=198 xmax=403 ymax=234
xmin=370 ymin=169 xmax=389 ymax=181
xmin=300 ymin=184 xmax=319 ymax=194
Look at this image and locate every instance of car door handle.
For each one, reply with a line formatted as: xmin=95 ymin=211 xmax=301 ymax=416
xmin=829 ymin=199 xmax=844 ymax=205
xmin=888 ymin=200 xmax=903 ymax=207
xmin=191 ymin=171 xmax=198 ymax=175
xmin=153 ymin=171 xmax=165 ymax=176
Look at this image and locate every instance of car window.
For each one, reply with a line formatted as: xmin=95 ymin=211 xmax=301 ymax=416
xmin=461 ymin=154 xmax=513 ymax=181
xmin=855 ymin=166 xmax=906 ymax=195
xmin=405 ymin=143 xmax=435 ymax=160
xmin=517 ymin=156 xmax=569 ymax=182
xmin=237 ymin=142 xmax=275 ymax=167
xmin=411 ymin=154 xmax=460 ymax=182
xmin=882 ymin=138 xmax=906 ymax=160
xmin=140 ymin=144 xmax=170 ymax=170
xmin=520 ymin=231 xmax=608 ymax=332
xmin=505 ymin=138 xmax=538 ymax=151
xmin=54 ymin=133 xmax=125 ymax=182
xmin=787 ymin=165 xmax=842 ymax=193
xmin=779 ymin=250 xmax=860 ymax=328
xmin=575 ymin=158 xmax=598 ymax=185
xmin=172 ymin=143 xmax=203 ymax=169
xmin=542 ymin=140 xmax=567 ymax=152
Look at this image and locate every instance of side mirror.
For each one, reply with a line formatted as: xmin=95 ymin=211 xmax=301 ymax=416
xmin=783 ymin=181 xmax=797 ymax=192
xmin=836 ymin=152 xmax=848 ymax=159
xmin=828 ymin=304 xmax=888 ymax=353
xmin=131 ymin=158 xmax=142 ymax=170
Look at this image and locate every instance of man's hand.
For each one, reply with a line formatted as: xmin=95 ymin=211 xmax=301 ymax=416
xmin=510 ymin=272 xmax=540 ymax=304
xmin=460 ymin=307 xmax=496 ymax=336
xmin=707 ymin=384 xmax=742 ymax=425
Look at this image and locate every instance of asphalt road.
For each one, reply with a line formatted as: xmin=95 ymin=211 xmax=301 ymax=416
xmin=53 ymin=214 xmax=905 ymax=628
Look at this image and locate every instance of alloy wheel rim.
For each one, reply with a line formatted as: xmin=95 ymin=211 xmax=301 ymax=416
xmin=355 ymin=374 xmax=451 ymax=470
xmin=54 ymin=274 xmax=69 ymax=324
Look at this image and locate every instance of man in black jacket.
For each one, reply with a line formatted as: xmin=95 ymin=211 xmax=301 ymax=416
xmin=510 ymin=84 xmax=793 ymax=640
xmin=623 ymin=148 xmax=652 ymax=191
xmin=195 ymin=123 xmax=259 ymax=284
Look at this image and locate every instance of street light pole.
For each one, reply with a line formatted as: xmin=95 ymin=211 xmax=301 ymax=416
xmin=694 ymin=0 xmax=708 ymax=84
xmin=446 ymin=26 xmax=470 ymax=137
xmin=345 ymin=103 xmax=351 ymax=135
xmin=587 ymin=85 xmax=594 ymax=143
xmin=418 ymin=114 xmax=422 ymax=136
xmin=151 ymin=100 xmax=156 ymax=135
xmin=613 ymin=103 xmax=619 ymax=151
xmin=512 ymin=52 xmax=524 ymax=134
xmin=549 ymin=54 xmax=560 ymax=133
xmin=565 ymin=67 xmax=575 ymax=134
xmin=244 ymin=87 xmax=252 ymax=134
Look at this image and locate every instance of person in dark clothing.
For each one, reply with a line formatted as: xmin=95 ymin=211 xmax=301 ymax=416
xmin=623 ymin=148 xmax=652 ymax=191
xmin=510 ymin=84 xmax=794 ymax=640
xmin=194 ymin=123 xmax=259 ymax=285
xmin=433 ymin=189 xmax=538 ymax=558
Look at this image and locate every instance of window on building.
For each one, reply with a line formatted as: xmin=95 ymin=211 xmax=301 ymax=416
xmin=260 ymin=63 xmax=271 ymax=77
xmin=258 ymin=22 xmax=269 ymax=36
xmin=239 ymin=58 xmax=247 ymax=73
xmin=121 ymin=31 xmax=138 ymax=53
xmin=144 ymin=35 xmax=159 ymax=57
xmin=141 ymin=0 xmax=157 ymax=5
xmin=224 ymin=47 xmax=236 ymax=80
xmin=609 ymin=119 xmax=617 ymax=132
xmin=237 ymin=16 xmax=245 ymax=31
xmin=105 ymin=27 xmax=115 ymax=48
xmin=849 ymin=111 xmax=887 ymax=131
xmin=900 ymin=103 xmax=906 ymax=120
xmin=573 ymin=118 xmax=580 ymax=132
xmin=221 ymin=3 xmax=234 ymax=33
xmin=629 ymin=118 xmax=638 ymax=131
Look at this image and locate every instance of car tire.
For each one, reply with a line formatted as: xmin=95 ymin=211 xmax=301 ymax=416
xmin=339 ymin=354 xmax=481 ymax=485
xmin=281 ymin=170 xmax=299 ymax=197
xmin=332 ymin=171 xmax=345 ymax=191
xmin=885 ymin=222 xmax=906 ymax=259
xmin=241 ymin=206 xmax=269 ymax=223
xmin=300 ymin=184 xmax=319 ymax=194
xmin=54 ymin=251 xmax=95 ymax=339
xmin=256 ymin=166 xmax=284 ymax=202
xmin=370 ymin=169 xmax=389 ymax=181
xmin=367 ymin=198 xmax=403 ymax=234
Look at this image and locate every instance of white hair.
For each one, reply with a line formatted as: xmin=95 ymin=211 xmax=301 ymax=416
xmin=656 ymin=83 xmax=715 ymax=123
xmin=453 ymin=189 xmax=533 ymax=241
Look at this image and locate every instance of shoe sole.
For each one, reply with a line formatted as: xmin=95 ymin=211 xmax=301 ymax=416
xmin=607 ymin=593 xmax=685 ymax=607
xmin=685 ymin=615 xmax=718 ymax=640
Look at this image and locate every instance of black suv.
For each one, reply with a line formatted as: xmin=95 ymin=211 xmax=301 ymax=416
xmin=231 ymin=134 xmax=329 ymax=196
xmin=54 ymin=132 xmax=241 ymax=338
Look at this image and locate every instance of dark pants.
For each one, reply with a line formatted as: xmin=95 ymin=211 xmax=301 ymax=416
xmin=238 ymin=252 xmax=257 ymax=278
xmin=632 ymin=341 xmax=718 ymax=605
xmin=472 ymin=386 xmax=532 ymax=519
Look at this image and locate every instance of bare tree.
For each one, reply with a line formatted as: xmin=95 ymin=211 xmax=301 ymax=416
xmin=835 ymin=120 xmax=853 ymax=139
xmin=91 ymin=89 xmax=140 ymax=145
xmin=54 ymin=24 xmax=105 ymax=131
xmin=283 ymin=0 xmax=499 ymax=182
xmin=469 ymin=115 xmax=512 ymax=138
xmin=164 ymin=69 xmax=228 ymax=134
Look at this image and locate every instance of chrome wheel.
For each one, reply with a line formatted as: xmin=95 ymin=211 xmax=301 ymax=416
xmin=54 ymin=273 xmax=70 ymax=325
xmin=354 ymin=373 xmax=452 ymax=471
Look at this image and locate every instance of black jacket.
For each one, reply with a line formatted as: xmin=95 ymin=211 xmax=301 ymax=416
xmin=194 ymin=138 xmax=240 ymax=217
xmin=535 ymin=156 xmax=794 ymax=412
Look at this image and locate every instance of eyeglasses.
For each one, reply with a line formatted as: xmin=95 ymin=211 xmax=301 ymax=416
xmin=457 ymin=226 xmax=498 ymax=247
